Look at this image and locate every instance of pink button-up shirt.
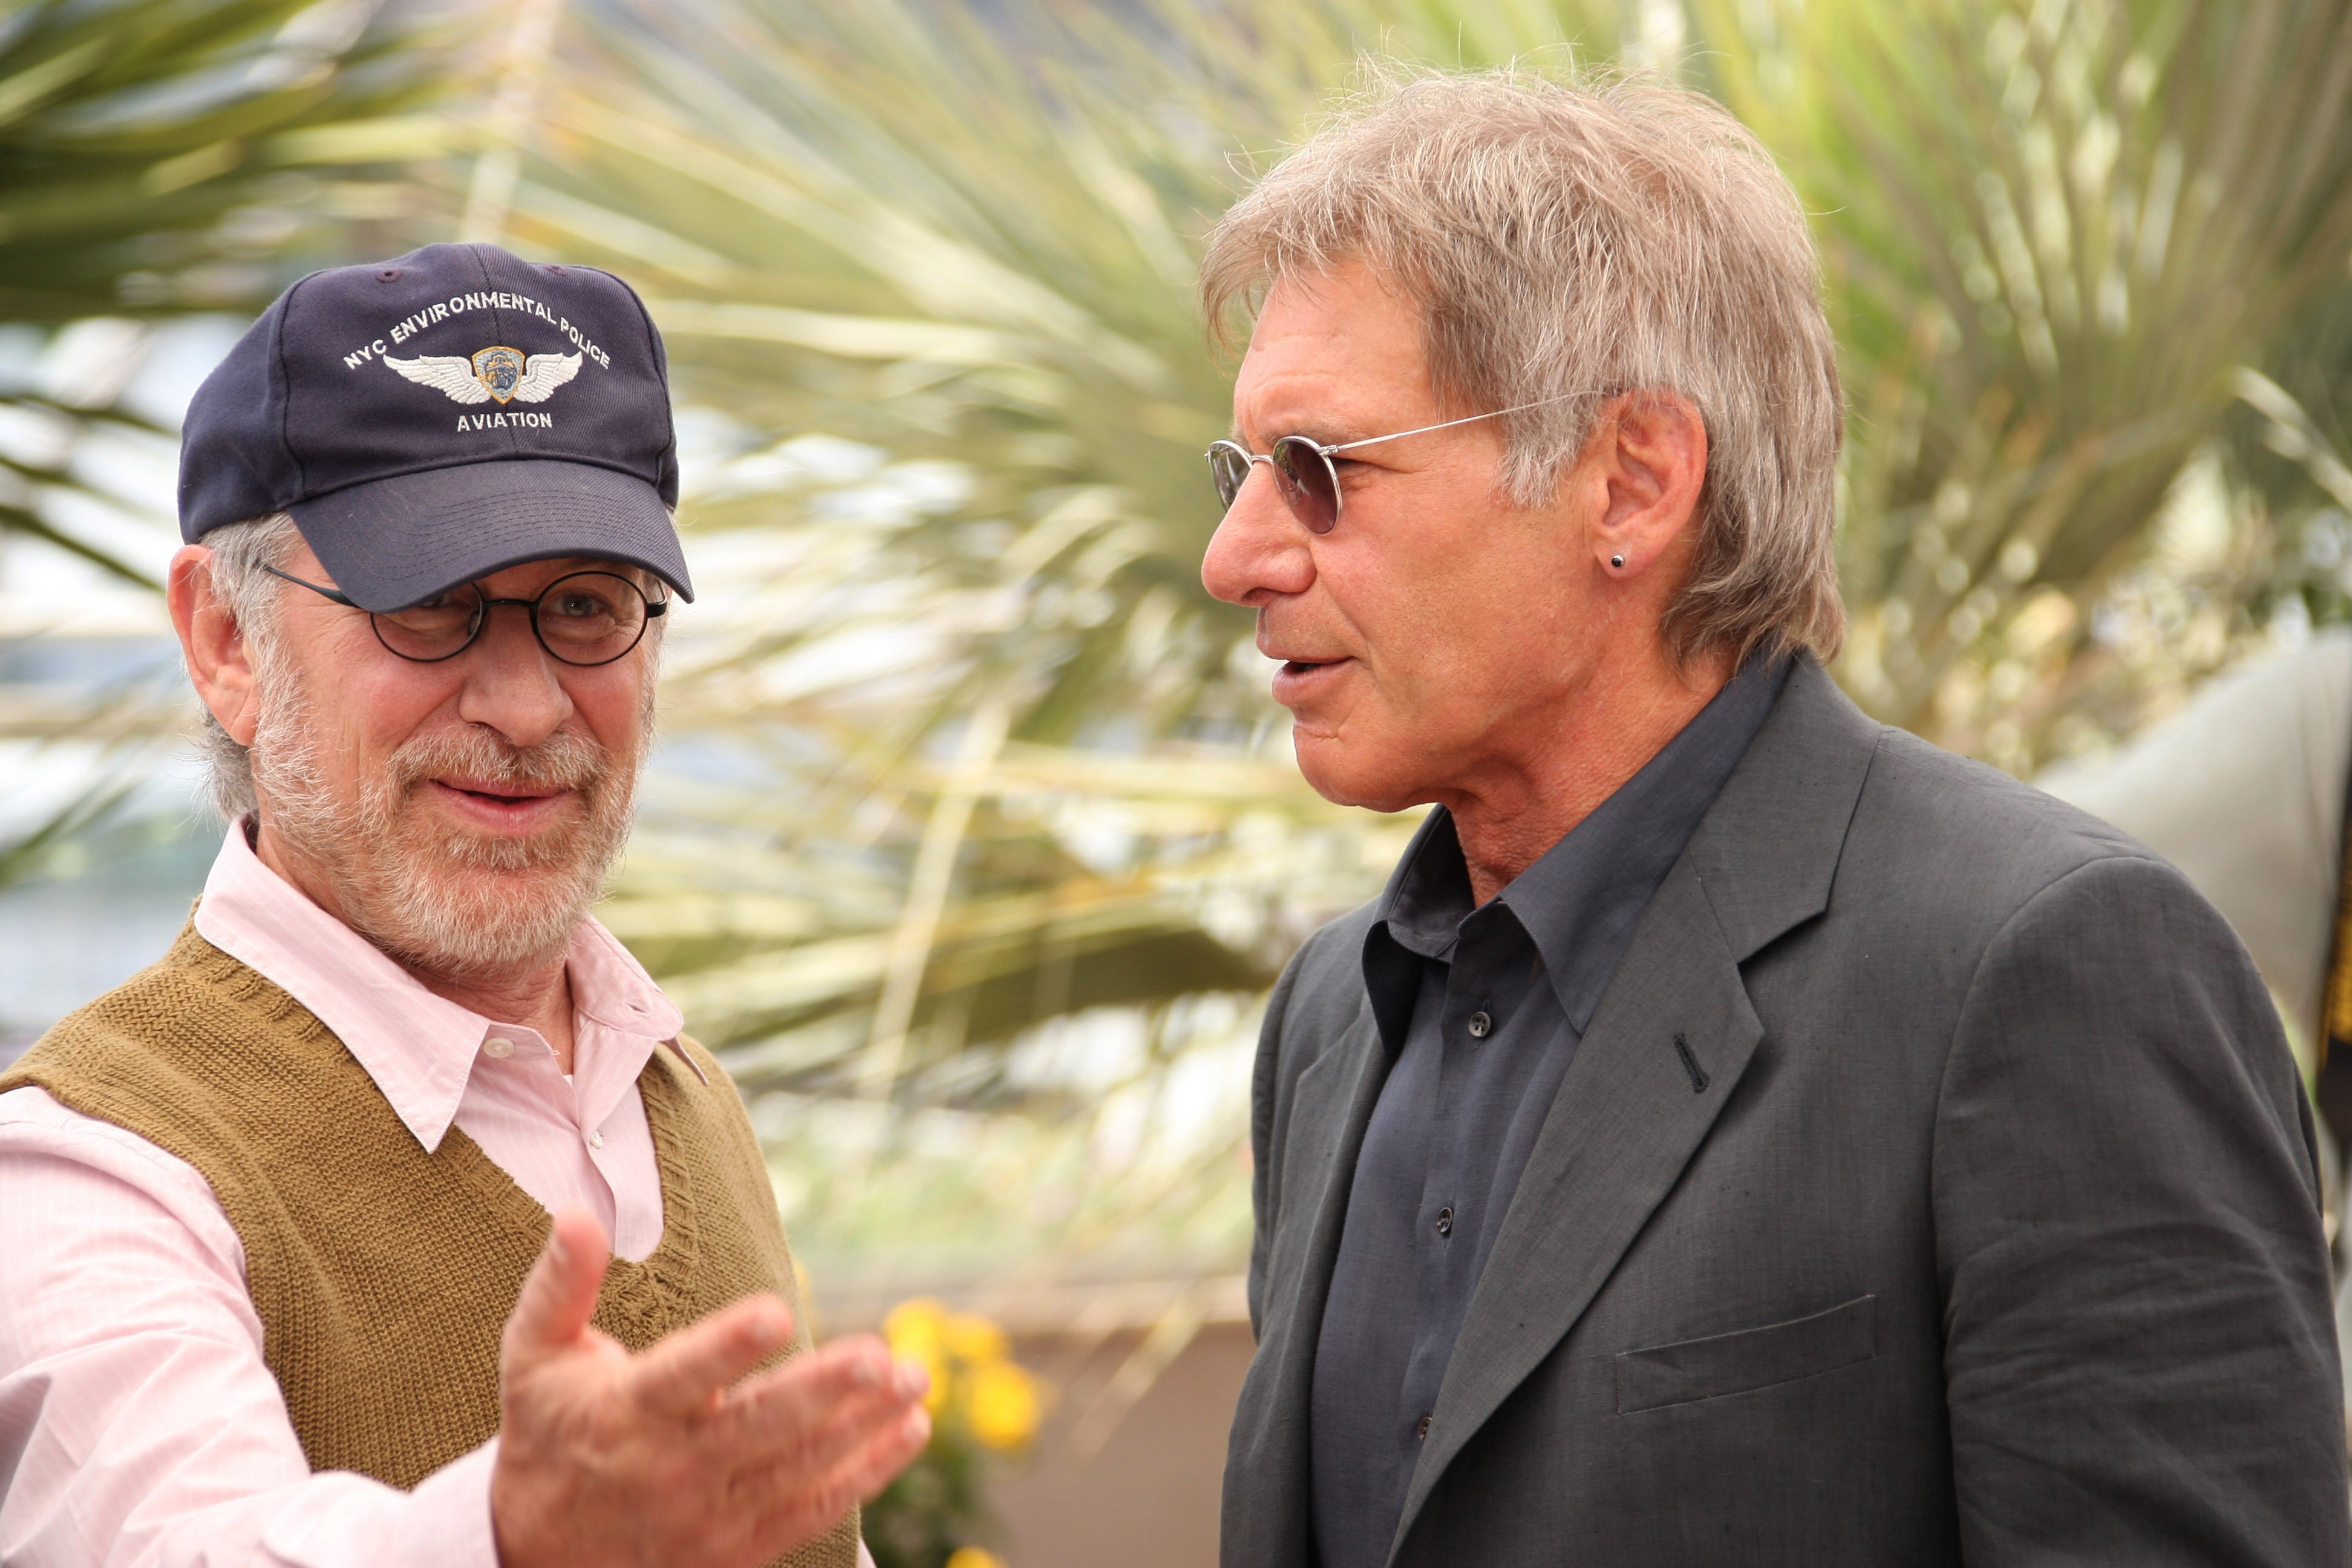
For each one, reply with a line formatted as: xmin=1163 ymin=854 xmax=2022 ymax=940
xmin=0 ymin=823 xmax=837 ymax=1567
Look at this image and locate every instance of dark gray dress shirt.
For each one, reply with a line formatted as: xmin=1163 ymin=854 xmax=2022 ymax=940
xmin=1307 ymin=655 xmax=1790 ymax=1568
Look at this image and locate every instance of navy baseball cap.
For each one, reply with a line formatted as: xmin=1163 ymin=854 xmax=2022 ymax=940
xmin=178 ymin=242 xmax=691 ymax=612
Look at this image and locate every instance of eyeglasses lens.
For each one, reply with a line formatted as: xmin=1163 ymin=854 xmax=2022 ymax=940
xmin=1208 ymin=443 xmax=1252 ymax=510
xmin=373 ymin=586 xmax=485 ymax=662
xmin=534 ymin=573 xmax=652 ymax=666
xmin=1204 ymin=438 xmax=1339 ymax=533
xmin=1271 ymin=437 xmax=1340 ymax=534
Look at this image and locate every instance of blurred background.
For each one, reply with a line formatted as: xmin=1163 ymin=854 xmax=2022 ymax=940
xmin=5 ymin=0 xmax=2352 ymax=1562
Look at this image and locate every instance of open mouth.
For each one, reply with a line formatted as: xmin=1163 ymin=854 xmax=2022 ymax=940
xmin=1269 ymin=655 xmax=1351 ymax=705
xmin=1274 ymin=653 xmax=1351 ymax=675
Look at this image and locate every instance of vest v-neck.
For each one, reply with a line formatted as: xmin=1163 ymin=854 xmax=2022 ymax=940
xmin=430 ymin=1042 xmax=705 ymax=1326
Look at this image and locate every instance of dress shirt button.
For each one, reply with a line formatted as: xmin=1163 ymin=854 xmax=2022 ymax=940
xmin=1467 ymin=1010 xmax=1492 ymax=1039
xmin=589 ymin=1129 xmax=605 ymax=1150
xmin=483 ymin=1036 xmax=514 ymax=1059
xmin=1415 ymin=1415 xmax=1432 ymax=1440
xmin=1435 ymin=1206 xmax=1454 ymax=1238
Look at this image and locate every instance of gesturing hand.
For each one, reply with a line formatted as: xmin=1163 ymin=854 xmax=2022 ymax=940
xmin=491 ymin=1209 xmax=931 ymax=1568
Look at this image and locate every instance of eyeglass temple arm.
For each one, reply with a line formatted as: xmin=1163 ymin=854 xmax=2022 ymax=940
xmin=1319 ymin=389 xmax=1597 ymax=455
xmin=263 ymin=561 xmax=670 ymax=616
xmin=260 ymin=563 xmax=358 ymax=607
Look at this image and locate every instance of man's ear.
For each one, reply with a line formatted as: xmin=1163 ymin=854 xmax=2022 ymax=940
xmin=169 ymin=544 xmax=263 ymax=746
xmin=1586 ymin=391 xmax=1709 ymax=580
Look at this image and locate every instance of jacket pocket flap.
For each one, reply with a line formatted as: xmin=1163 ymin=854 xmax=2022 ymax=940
xmin=1615 ymin=1293 xmax=1877 ymax=1414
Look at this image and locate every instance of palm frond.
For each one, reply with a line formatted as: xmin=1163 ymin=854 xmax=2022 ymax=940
xmin=0 ymin=0 xmax=465 ymax=584
xmin=1705 ymin=0 xmax=2352 ymax=764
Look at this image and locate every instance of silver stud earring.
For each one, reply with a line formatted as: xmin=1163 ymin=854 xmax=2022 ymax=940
xmin=1610 ymin=554 xmax=1626 ymax=569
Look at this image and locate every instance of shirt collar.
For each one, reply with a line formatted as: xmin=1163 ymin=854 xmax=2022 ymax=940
xmin=1504 ymin=652 xmax=1789 ymax=1030
xmin=1373 ymin=808 xmax=1477 ymax=962
xmin=191 ymin=820 xmax=696 ymax=1153
xmin=1370 ymin=652 xmax=1791 ymax=1031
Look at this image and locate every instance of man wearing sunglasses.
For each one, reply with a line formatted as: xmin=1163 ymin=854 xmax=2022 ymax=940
xmin=1204 ymin=71 xmax=2350 ymax=1568
xmin=0 ymin=244 xmax=928 ymax=1567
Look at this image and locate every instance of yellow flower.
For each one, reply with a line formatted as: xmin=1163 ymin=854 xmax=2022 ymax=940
xmin=965 ymin=1356 xmax=1041 ymax=1451
xmin=943 ymin=1549 xmax=1005 ymax=1568
xmin=883 ymin=1298 xmax=946 ymax=1359
xmin=882 ymin=1298 xmax=951 ymax=1413
xmin=944 ymin=1311 xmax=1009 ymax=1364
xmin=941 ymin=1307 xmax=1007 ymax=1363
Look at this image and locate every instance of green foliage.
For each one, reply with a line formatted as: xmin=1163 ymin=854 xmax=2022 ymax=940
xmin=1713 ymin=0 xmax=2352 ymax=764
xmin=0 ymin=0 xmax=457 ymax=896
xmin=500 ymin=0 xmax=1415 ymax=1138
xmin=0 ymin=0 xmax=439 ymax=321
xmin=862 ymin=1439 xmax=987 ymax=1568
xmin=0 ymin=0 xmax=457 ymax=584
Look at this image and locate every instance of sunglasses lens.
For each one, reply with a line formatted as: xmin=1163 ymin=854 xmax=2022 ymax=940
xmin=1207 ymin=444 xmax=1251 ymax=509
xmin=1272 ymin=437 xmax=1339 ymax=533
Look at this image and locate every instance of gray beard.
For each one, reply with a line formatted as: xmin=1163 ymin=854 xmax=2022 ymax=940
xmin=248 ymin=674 xmax=639 ymax=982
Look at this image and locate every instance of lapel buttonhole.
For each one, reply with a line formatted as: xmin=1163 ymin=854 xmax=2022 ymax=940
xmin=1673 ymin=1032 xmax=1710 ymax=1094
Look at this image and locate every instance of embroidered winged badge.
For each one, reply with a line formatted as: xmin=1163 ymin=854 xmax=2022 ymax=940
xmin=382 ymin=346 xmax=583 ymax=405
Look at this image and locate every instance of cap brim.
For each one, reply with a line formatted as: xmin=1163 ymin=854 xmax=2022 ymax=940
xmin=286 ymin=459 xmax=693 ymax=613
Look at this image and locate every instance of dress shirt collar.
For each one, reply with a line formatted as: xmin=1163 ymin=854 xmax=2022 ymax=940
xmin=1371 ymin=652 xmax=1791 ymax=1031
xmin=1377 ymin=809 xmax=1477 ymax=963
xmin=191 ymin=818 xmax=695 ymax=1154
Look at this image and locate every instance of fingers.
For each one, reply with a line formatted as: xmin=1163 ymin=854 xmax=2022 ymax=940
xmin=743 ymin=1400 xmax=932 ymax=1556
xmin=503 ymin=1208 xmax=612 ymax=1364
xmin=629 ymin=1293 xmax=798 ymax=1420
xmin=829 ymin=1399 xmax=932 ymax=1501
xmin=717 ymin=1336 xmax=923 ymax=1445
xmin=711 ymin=1338 xmax=928 ymax=1504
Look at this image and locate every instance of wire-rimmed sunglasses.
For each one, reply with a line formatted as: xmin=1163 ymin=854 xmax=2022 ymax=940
xmin=1205 ymin=391 xmax=1593 ymax=534
xmin=263 ymin=564 xmax=668 ymax=667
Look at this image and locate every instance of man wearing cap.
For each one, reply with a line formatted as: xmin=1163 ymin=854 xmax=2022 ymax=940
xmin=0 ymin=244 xmax=927 ymax=1567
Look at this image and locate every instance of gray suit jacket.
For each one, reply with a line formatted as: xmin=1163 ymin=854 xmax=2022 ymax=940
xmin=1223 ymin=659 xmax=2351 ymax=1566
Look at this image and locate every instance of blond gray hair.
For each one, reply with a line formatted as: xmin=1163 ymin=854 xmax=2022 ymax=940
xmin=1201 ymin=67 xmax=1845 ymax=667
xmin=194 ymin=512 xmax=303 ymax=821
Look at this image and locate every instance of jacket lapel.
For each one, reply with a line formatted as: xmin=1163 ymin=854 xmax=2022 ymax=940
xmin=1387 ymin=659 xmax=1884 ymax=1556
xmin=1227 ymin=993 xmax=1388 ymax=1567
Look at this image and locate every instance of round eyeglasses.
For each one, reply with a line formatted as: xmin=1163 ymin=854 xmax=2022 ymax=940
xmin=263 ymin=564 xmax=668 ymax=667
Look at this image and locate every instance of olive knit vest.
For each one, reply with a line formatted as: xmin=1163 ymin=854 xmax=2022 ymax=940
xmin=0 ymin=923 xmax=856 ymax=1567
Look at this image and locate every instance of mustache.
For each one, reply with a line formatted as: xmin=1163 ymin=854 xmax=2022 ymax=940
xmin=385 ymin=723 xmax=612 ymax=798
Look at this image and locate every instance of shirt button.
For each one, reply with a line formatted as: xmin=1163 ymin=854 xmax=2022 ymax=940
xmin=1436 ymin=1206 xmax=1454 ymax=1238
xmin=589 ymin=1130 xmax=605 ymax=1149
xmin=1415 ymin=1415 xmax=1432 ymax=1440
xmin=1467 ymin=1011 xmax=1492 ymax=1039
xmin=483 ymin=1036 xmax=514 ymax=1059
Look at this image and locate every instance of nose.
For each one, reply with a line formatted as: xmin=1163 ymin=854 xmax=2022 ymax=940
xmin=454 ymin=603 xmax=573 ymax=748
xmin=1201 ymin=460 xmax=1316 ymax=607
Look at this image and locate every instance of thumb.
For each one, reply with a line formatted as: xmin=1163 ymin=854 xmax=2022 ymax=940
xmin=504 ymin=1207 xmax=610 ymax=1364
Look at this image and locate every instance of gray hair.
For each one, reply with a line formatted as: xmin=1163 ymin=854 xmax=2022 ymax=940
xmin=1200 ymin=65 xmax=1846 ymax=667
xmin=194 ymin=512 xmax=302 ymax=821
